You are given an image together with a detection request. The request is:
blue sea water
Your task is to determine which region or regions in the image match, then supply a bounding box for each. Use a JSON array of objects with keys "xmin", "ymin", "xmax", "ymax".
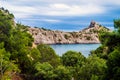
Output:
[{"xmin": 50, "ymin": 44, "xmax": 100, "ymax": 57}]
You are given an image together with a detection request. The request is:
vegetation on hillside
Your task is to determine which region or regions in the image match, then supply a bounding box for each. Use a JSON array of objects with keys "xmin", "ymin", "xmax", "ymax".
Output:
[
  {"xmin": 91, "ymin": 19, "xmax": 120, "ymax": 79},
  {"xmin": 0, "ymin": 8, "xmax": 120, "ymax": 80}
]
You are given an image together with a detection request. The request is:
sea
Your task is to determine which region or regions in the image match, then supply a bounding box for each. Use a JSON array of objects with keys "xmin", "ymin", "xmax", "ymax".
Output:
[{"xmin": 50, "ymin": 44, "xmax": 100, "ymax": 57}]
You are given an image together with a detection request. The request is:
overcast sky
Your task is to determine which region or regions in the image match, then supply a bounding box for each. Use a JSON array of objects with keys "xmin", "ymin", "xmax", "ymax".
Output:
[{"xmin": 0, "ymin": 0, "xmax": 120, "ymax": 31}]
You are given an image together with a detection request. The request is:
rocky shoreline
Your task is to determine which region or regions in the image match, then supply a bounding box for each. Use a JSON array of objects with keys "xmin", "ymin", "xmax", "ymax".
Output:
[{"xmin": 28, "ymin": 21, "xmax": 110, "ymax": 44}]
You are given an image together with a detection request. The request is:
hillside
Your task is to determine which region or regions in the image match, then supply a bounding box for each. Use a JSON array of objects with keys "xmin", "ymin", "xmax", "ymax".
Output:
[{"xmin": 28, "ymin": 21, "xmax": 110, "ymax": 44}]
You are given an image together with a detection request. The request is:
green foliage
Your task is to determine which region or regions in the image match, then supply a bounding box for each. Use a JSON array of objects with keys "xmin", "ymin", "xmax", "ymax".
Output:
[
  {"xmin": 99, "ymin": 32, "xmax": 120, "ymax": 50},
  {"xmin": 0, "ymin": 42, "xmax": 20, "ymax": 80},
  {"xmin": 91, "ymin": 45, "xmax": 109, "ymax": 59},
  {"xmin": 62, "ymin": 51, "xmax": 85, "ymax": 67},
  {"xmin": 3, "ymin": 29, "xmax": 34, "ymax": 74},
  {"xmin": 0, "ymin": 9, "xmax": 14, "ymax": 49},
  {"xmin": 30, "ymin": 48, "xmax": 41, "ymax": 62},
  {"xmin": 0, "ymin": 8, "xmax": 35, "ymax": 75},
  {"xmin": 37, "ymin": 44, "xmax": 61, "ymax": 67},
  {"xmin": 34, "ymin": 62, "xmax": 72, "ymax": 80},
  {"xmin": 64, "ymin": 34, "xmax": 69, "ymax": 39},
  {"xmin": 16, "ymin": 23, "xmax": 30, "ymax": 31},
  {"xmin": 106, "ymin": 49, "xmax": 120, "ymax": 80},
  {"xmin": 54, "ymin": 65, "xmax": 72, "ymax": 80},
  {"xmin": 92, "ymin": 19, "xmax": 120, "ymax": 79},
  {"xmin": 61, "ymin": 51, "xmax": 85, "ymax": 80},
  {"xmin": 70, "ymin": 32, "xmax": 78, "ymax": 38},
  {"xmin": 103, "ymin": 19, "xmax": 120, "ymax": 80},
  {"xmin": 90, "ymin": 75, "xmax": 99, "ymax": 80},
  {"xmin": 0, "ymin": 9, "xmax": 14, "ymax": 36},
  {"xmin": 78, "ymin": 55, "xmax": 106, "ymax": 80},
  {"xmin": 114, "ymin": 19, "xmax": 120, "ymax": 30},
  {"xmin": 34, "ymin": 62, "xmax": 56, "ymax": 80},
  {"xmin": 92, "ymin": 20, "xmax": 120, "ymax": 59},
  {"xmin": 9, "ymin": 29, "xmax": 33, "ymax": 51},
  {"xmin": 86, "ymin": 36, "xmax": 91, "ymax": 40}
]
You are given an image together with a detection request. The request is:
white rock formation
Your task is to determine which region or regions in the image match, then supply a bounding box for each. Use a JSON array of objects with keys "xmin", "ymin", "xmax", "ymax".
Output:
[{"xmin": 28, "ymin": 21, "xmax": 110, "ymax": 44}]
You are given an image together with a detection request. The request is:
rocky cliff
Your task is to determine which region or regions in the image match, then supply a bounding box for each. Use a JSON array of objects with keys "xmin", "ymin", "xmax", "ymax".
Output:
[{"xmin": 28, "ymin": 21, "xmax": 110, "ymax": 44}]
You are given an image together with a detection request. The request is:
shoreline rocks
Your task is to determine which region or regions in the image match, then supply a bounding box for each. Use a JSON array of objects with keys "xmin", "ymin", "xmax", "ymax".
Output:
[{"xmin": 28, "ymin": 21, "xmax": 110, "ymax": 44}]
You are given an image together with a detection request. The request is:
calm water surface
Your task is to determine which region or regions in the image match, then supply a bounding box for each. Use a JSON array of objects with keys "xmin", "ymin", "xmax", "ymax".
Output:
[{"xmin": 50, "ymin": 44, "xmax": 100, "ymax": 57}]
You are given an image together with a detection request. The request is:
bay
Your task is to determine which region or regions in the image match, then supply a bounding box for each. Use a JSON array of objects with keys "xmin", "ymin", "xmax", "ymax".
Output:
[{"xmin": 50, "ymin": 44, "xmax": 100, "ymax": 57}]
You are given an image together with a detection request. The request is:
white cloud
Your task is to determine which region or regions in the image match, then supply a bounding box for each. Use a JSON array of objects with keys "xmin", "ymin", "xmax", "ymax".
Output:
[
  {"xmin": 41, "ymin": 3, "xmax": 105, "ymax": 16},
  {"xmin": 0, "ymin": 0, "xmax": 106, "ymax": 18},
  {"xmin": 21, "ymin": 18, "xmax": 61, "ymax": 23},
  {"xmin": 0, "ymin": 0, "xmax": 119, "ymax": 19},
  {"xmin": 50, "ymin": 3, "xmax": 70, "ymax": 9},
  {"xmin": 1, "ymin": 2, "xmax": 37, "ymax": 18},
  {"xmin": 42, "ymin": 19, "xmax": 61, "ymax": 23}
]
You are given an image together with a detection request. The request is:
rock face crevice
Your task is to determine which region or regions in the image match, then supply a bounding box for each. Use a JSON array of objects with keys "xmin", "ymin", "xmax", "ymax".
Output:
[{"xmin": 28, "ymin": 21, "xmax": 110, "ymax": 44}]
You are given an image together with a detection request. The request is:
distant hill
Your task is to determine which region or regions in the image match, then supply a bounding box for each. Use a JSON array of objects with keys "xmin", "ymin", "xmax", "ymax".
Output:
[{"xmin": 28, "ymin": 21, "xmax": 110, "ymax": 44}]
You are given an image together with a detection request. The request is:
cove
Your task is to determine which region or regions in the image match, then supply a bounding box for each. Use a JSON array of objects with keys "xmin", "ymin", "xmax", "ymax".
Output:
[{"xmin": 50, "ymin": 44, "xmax": 100, "ymax": 57}]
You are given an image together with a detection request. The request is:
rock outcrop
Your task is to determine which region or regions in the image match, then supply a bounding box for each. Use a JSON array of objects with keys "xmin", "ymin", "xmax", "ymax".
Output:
[{"xmin": 28, "ymin": 21, "xmax": 110, "ymax": 44}]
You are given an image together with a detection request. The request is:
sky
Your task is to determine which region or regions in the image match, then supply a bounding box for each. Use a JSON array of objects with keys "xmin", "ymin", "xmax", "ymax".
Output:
[{"xmin": 0, "ymin": 0, "xmax": 120, "ymax": 31}]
